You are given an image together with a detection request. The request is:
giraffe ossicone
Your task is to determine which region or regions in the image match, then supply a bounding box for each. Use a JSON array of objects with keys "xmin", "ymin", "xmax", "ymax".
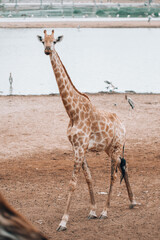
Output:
[{"xmin": 38, "ymin": 29, "xmax": 137, "ymax": 231}]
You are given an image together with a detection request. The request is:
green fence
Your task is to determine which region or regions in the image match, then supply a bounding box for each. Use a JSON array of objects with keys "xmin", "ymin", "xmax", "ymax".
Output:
[{"xmin": 0, "ymin": 1, "xmax": 160, "ymax": 18}]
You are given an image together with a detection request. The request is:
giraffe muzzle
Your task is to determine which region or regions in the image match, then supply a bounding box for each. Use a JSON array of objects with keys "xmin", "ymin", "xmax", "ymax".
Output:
[{"xmin": 45, "ymin": 47, "xmax": 51, "ymax": 55}]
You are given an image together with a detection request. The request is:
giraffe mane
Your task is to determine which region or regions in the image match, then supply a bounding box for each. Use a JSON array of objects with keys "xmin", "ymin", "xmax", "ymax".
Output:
[{"xmin": 56, "ymin": 52, "xmax": 90, "ymax": 102}]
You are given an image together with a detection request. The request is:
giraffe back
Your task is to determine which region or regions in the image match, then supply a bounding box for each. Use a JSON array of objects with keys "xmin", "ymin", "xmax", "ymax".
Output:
[{"xmin": 88, "ymin": 109, "xmax": 126, "ymax": 154}]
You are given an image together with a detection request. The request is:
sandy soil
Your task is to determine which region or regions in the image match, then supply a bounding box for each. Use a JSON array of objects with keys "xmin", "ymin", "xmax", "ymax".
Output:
[
  {"xmin": 0, "ymin": 20, "xmax": 160, "ymax": 28},
  {"xmin": 0, "ymin": 93, "xmax": 160, "ymax": 239}
]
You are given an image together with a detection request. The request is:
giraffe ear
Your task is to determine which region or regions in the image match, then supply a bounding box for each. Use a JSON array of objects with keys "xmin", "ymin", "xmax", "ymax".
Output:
[
  {"xmin": 37, "ymin": 35, "xmax": 44, "ymax": 44},
  {"xmin": 53, "ymin": 35, "xmax": 63, "ymax": 44}
]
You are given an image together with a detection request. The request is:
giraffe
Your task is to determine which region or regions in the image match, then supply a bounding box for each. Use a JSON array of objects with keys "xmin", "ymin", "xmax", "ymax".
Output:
[
  {"xmin": 37, "ymin": 30, "xmax": 137, "ymax": 231},
  {"xmin": 0, "ymin": 192, "xmax": 47, "ymax": 240}
]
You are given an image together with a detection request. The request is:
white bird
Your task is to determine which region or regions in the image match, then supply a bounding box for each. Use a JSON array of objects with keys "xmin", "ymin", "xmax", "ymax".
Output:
[
  {"xmin": 9, "ymin": 72, "xmax": 13, "ymax": 86},
  {"xmin": 104, "ymin": 80, "xmax": 118, "ymax": 92},
  {"xmin": 8, "ymin": 12, "xmax": 12, "ymax": 18},
  {"xmin": 105, "ymin": 80, "xmax": 111, "ymax": 85},
  {"xmin": 125, "ymin": 95, "xmax": 135, "ymax": 109},
  {"xmin": 148, "ymin": 15, "xmax": 152, "ymax": 22}
]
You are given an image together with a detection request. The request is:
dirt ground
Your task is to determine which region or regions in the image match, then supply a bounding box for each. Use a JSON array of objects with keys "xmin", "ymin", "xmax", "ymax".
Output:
[{"xmin": 0, "ymin": 93, "xmax": 160, "ymax": 239}]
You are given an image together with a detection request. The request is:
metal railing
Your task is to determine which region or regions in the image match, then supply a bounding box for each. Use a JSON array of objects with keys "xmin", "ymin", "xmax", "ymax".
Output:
[{"xmin": 1, "ymin": 1, "xmax": 160, "ymax": 4}]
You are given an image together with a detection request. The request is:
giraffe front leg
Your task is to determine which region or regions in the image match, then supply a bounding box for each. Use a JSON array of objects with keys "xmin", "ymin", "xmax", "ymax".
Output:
[
  {"xmin": 82, "ymin": 158, "xmax": 97, "ymax": 219},
  {"xmin": 57, "ymin": 176, "xmax": 76, "ymax": 231},
  {"xmin": 57, "ymin": 147, "xmax": 84, "ymax": 232}
]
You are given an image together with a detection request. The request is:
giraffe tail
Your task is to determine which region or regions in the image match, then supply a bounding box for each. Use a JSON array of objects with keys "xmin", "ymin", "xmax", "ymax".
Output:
[{"xmin": 120, "ymin": 145, "xmax": 126, "ymax": 184}]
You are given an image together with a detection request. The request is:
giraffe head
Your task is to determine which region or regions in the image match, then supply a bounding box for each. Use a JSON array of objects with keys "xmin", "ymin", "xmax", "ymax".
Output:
[{"xmin": 37, "ymin": 29, "xmax": 63, "ymax": 55}]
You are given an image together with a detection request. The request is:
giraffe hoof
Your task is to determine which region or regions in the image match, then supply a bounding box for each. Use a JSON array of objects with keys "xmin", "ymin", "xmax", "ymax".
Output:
[
  {"xmin": 129, "ymin": 200, "xmax": 137, "ymax": 209},
  {"xmin": 88, "ymin": 210, "xmax": 97, "ymax": 220},
  {"xmin": 129, "ymin": 201, "xmax": 141, "ymax": 209},
  {"xmin": 88, "ymin": 214, "xmax": 97, "ymax": 220},
  {"xmin": 99, "ymin": 210, "xmax": 108, "ymax": 219},
  {"xmin": 99, "ymin": 214, "xmax": 108, "ymax": 219},
  {"xmin": 56, "ymin": 225, "xmax": 67, "ymax": 232}
]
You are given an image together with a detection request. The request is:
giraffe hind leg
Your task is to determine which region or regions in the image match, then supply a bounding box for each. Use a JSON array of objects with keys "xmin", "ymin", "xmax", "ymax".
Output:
[
  {"xmin": 118, "ymin": 159, "xmax": 137, "ymax": 209},
  {"xmin": 100, "ymin": 154, "xmax": 137, "ymax": 220}
]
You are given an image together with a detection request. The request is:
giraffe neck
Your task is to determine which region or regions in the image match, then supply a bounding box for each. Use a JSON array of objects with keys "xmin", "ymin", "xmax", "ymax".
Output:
[{"xmin": 50, "ymin": 49, "xmax": 90, "ymax": 119}]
